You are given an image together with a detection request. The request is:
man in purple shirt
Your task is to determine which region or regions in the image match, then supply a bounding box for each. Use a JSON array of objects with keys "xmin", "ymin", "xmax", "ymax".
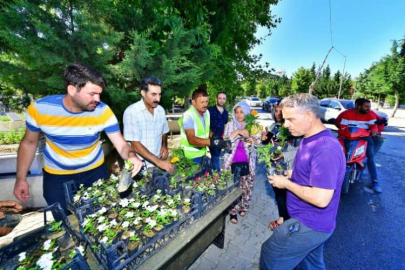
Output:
[{"xmin": 260, "ymin": 94, "xmax": 345, "ymax": 270}]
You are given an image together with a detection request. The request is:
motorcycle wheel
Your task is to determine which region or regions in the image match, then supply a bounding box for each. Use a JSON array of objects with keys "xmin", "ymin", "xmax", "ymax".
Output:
[{"xmin": 341, "ymin": 172, "xmax": 350, "ymax": 195}]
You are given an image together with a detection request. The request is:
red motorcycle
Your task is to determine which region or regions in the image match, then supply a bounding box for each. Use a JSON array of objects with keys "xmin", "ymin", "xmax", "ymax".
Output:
[{"xmin": 337, "ymin": 126, "xmax": 369, "ymax": 195}]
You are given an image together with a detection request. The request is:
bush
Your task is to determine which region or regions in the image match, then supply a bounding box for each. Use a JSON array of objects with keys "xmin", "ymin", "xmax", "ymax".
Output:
[
  {"xmin": 0, "ymin": 128, "xmax": 25, "ymax": 144},
  {"xmin": 0, "ymin": 115, "xmax": 11, "ymax": 122}
]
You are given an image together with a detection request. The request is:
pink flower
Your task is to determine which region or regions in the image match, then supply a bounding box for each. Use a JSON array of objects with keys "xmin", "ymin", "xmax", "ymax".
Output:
[
  {"xmin": 204, "ymin": 172, "xmax": 209, "ymax": 177},
  {"xmin": 195, "ymin": 177, "xmax": 200, "ymax": 182}
]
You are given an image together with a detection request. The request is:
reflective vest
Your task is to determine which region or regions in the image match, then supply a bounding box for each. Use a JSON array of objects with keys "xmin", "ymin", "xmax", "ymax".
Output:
[{"xmin": 178, "ymin": 106, "xmax": 210, "ymax": 159}]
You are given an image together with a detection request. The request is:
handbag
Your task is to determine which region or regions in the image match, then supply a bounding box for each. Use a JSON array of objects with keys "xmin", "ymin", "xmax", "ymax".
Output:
[{"xmin": 231, "ymin": 162, "xmax": 250, "ymax": 176}]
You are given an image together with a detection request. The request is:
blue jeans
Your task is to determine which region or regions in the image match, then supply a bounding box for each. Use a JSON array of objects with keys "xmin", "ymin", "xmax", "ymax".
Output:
[
  {"xmin": 360, "ymin": 137, "xmax": 378, "ymax": 181},
  {"xmin": 260, "ymin": 218, "xmax": 333, "ymax": 270},
  {"xmin": 192, "ymin": 156, "xmax": 204, "ymax": 164},
  {"xmin": 43, "ymin": 163, "xmax": 109, "ymax": 215},
  {"xmin": 372, "ymin": 136, "xmax": 384, "ymax": 154},
  {"xmin": 209, "ymin": 147, "xmax": 221, "ymax": 172}
]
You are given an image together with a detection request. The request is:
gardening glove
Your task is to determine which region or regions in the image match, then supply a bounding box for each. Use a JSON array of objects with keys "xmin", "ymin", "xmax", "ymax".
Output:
[{"xmin": 210, "ymin": 137, "xmax": 229, "ymax": 150}]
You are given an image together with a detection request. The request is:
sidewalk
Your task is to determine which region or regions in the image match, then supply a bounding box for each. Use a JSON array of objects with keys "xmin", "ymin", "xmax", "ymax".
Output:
[{"xmin": 189, "ymin": 162, "xmax": 278, "ymax": 270}]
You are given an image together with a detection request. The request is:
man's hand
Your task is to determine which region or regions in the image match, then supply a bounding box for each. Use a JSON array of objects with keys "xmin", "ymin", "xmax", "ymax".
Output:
[
  {"xmin": 159, "ymin": 146, "xmax": 169, "ymax": 160},
  {"xmin": 14, "ymin": 180, "xmax": 30, "ymax": 202},
  {"xmin": 0, "ymin": 200, "xmax": 23, "ymax": 219},
  {"xmin": 127, "ymin": 155, "xmax": 143, "ymax": 177},
  {"xmin": 210, "ymin": 137, "xmax": 229, "ymax": 149},
  {"xmin": 157, "ymin": 159, "xmax": 174, "ymax": 173},
  {"xmin": 268, "ymin": 174, "xmax": 290, "ymax": 189}
]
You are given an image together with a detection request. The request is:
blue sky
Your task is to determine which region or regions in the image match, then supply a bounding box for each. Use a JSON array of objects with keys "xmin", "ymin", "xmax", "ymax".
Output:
[{"xmin": 251, "ymin": 0, "xmax": 405, "ymax": 79}]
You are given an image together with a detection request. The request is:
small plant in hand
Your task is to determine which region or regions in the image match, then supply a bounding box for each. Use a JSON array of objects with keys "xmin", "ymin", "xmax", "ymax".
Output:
[
  {"xmin": 124, "ymin": 160, "xmax": 134, "ymax": 172},
  {"xmin": 244, "ymin": 110, "xmax": 262, "ymax": 135}
]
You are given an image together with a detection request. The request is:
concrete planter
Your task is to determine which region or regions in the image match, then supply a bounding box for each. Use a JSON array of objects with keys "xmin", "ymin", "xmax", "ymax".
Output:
[{"xmin": 0, "ymin": 146, "xmax": 44, "ymax": 175}]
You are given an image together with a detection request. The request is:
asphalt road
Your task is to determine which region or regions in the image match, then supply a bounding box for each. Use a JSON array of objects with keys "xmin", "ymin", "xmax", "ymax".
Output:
[{"xmin": 253, "ymin": 106, "xmax": 405, "ymax": 269}]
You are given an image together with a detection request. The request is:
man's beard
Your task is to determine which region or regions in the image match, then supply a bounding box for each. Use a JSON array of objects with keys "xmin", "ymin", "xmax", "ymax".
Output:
[
  {"xmin": 73, "ymin": 96, "xmax": 97, "ymax": 111},
  {"xmin": 217, "ymin": 102, "xmax": 225, "ymax": 107}
]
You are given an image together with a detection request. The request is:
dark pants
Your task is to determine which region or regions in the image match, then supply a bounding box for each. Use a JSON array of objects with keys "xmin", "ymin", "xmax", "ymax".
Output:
[
  {"xmin": 260, "ymin": 218, "xmax": 333, "ymax": 270},
  {"xmin": 43, "ymin": 163, "xmax": 109, "ymax": 215},
  {"xmin": 273, "ymin": 187, "xmax": 290, "ymax": 221},
  {"xmin": 209, "ymin": 147, "xmax": 221, "ymax": 172}
]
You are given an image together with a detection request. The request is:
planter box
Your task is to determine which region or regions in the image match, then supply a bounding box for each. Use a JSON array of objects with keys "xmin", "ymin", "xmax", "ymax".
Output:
[{"xmin": 0, "ymin": 147, "xmax": 44, "ymax": 175}]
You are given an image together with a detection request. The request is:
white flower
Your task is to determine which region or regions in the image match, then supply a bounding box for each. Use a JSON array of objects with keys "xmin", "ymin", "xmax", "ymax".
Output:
[
  {"xmin": 158, "ymin": 209, "xmax": 168, "ymax": 216},
  {"xmin": 142, "ymin": 201, "xmax": 149, "ymax": 208},
  {"xmin": 146, "ymin": 205, "xmax": 158, "ymax": 212},
  {"xmin": 129, "ymin": 198, "xmax": 135, "ymax": 203},
  {"xmin": 77, "ymin": 245, "xmax": 85, "ymax": 256},
  {"xmin": 145, "ymin": 217, "xmax": 151, "ymax": 223},
  {"xmin": 129, "ymin": 231, "xmax": 135, "ymax": 237},
  {"xmin": 175, "ymin": 195, "xmax": 181, "ymax": 200},
  {"xmin": 36, "ymin": 253, "xmax": 54, "ymax": 270},
  {"xmin": 110, "ymin": 174, "xmax": 119, "ymax": 180},
  {"xmin": 211, "ymin": 184, "xmax": 215, "ymax": 188},
  {"xmin": 96, "ymin": 179, "xmax": 103, "ymax": 186},
  {"xmin": 133, "ymin": 219, "xmax": 139, "ymax": 225},
  {"xmin": 79, "ymin": 184, "xmax": 84, "ymax": 189},
  {"xmin": 170, "ymin": 209, "xmax": 177, "ymax": 216},
  {"xmin": 148, "ymin": 219, "xmax": 157, "ymax": 228},
  {"xmin": 100, "ymin": 236, "xmax": 108, "ymax": 243},
  {"xmin": 184, "ymin": 198, "xmax": 190, "ymax": 203},
  {"xmin": 154, "ymin": 194, "xmax": 160, "ymax": 199},
  {"xmin": 124, "ymin": 162, "xmax": 132, "ymax": 171},
  {"xmin": 125, "ymin": 212, "xmax": 134, "ymax": 218},
  {"xmin": 167, "ymin": 199, "xmax": 174, "ymax": 206},
  {"xmin": 110, "ymin": 219, "xmax": 118, "ymax": 227},
  {"xmin": 53, "ymin": 246, "xmax": 59, "ymax": 252},
  {"xmin": 73, "ymin": 194, "xmax": 81, "ymax": 203},
  {"xmin": 277, "ymin": 146, "xmax": 282, "ymax": 150},
  {"xmin": 97, "ymin": 216, "xmax": 105, "ymax": 223},
  {"xmin": 97, "ymin": 223, "xmax": 109, "ymax": 232},
  {"xmin": 18, "ymin": 252, "xmax": 26, "ymax": 262},
  {"xmin": 122, "ymin": 221, "xmax": 130, "ymax": 228},
  {"xmin": 133, "ymin": 181, "xmax": 138, "ymax": 188},
  {"xmin": 119, "ymin": 198, "xmax": 129, "ymax": 208},
  {"xmin": 132, "ymin": 202, "xmax": 140, "ymax": 208},
  {"xmin": 89, "ymin": 213, "xmax": 97, "ymax": 218},
  {"xmin": 43, "ymin": 239, "xmax": 52, "ymax": 251},
  {"xmin": 97, "ymin": 207, "xmax": 107, "ymax": 215},
  {"xmin": 111, "ymin": 202, "xmax": 116, "ymax": 207},
  {"xmin": 83, "ymin": 192, "xmax": 89, "ymax": 200},
  {"xmin": 82, "ymin": 219, "xmax": 91, "ymax": 227}
]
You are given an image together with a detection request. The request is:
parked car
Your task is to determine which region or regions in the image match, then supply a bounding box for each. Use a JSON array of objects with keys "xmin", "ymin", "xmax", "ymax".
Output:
[
  {"xmin": 246, "ymin": 97, "xmax": 262, "ymax": 107},
  {"xmin": 262, "ymin": 97, "xmax": 281, "ymax": 112},
  {"xmin": 319, "ymin": 98, "xmax": 388, "ymax": 125}
]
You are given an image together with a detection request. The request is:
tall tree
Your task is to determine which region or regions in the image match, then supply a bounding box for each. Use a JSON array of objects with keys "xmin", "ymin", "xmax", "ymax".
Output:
[{"xmin": 292, "ymin": 67, "xmax": 313, "ymax": 94}]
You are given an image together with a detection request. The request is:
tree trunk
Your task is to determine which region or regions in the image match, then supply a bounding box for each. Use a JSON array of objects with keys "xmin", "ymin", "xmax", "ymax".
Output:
[
  {"xmin": 184, "ymin": 95, "xmax": 191, "ymax": 110},
  {"xmin": 377, "ymin": 93, "xmax": 381, "ymax": 108},
  {"xmin": 391, "ymin": 90, "xmax": 399, "ymax": 118}
]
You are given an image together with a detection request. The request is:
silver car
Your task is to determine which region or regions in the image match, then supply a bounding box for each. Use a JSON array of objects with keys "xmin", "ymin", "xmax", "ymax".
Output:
[{"xmin": 319, "ymin": 98, "xmax": 388, "ymax": 125}]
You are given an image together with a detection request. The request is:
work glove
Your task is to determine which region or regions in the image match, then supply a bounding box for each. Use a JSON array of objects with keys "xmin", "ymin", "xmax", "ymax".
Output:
[{"xmin": 210, "ymin": 137, "xmax": 229, "ymax": 150}]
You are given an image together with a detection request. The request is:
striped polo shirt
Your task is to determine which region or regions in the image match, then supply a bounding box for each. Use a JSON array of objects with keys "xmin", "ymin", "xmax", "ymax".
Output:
[{"xmin": 26, "ymin": 95, "xmax": 120, "ymax": 175}]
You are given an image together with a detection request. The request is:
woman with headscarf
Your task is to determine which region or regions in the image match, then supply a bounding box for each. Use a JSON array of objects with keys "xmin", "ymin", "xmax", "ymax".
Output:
[{"xmin": 223, "ymin": 101, "xmax": 260, "ymax": 224}]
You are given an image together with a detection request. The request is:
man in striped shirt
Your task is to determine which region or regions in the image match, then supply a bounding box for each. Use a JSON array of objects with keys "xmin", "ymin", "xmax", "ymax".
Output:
[
  {"xmin": 335, "ymin": 98, "xmax": 382, "ymax": 193},
  {"xmin": 13, "ymin": 63, "xmax": 143, "ymax": 213}
]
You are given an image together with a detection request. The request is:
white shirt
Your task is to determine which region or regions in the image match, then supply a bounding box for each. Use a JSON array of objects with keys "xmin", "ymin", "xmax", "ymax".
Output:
[{"xmin": 123, "ymin": 99, "xmax": 169, "ymax": 167}]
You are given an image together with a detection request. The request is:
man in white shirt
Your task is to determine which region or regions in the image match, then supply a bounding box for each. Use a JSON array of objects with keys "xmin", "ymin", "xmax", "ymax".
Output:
[{"xmin": 123, "ymin": 77, "xmax": 173, "ymax": 172}]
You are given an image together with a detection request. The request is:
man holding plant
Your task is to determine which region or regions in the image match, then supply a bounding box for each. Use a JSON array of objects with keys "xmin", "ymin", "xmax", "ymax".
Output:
[
  {"xmin": 123, "ymin": 77, "xmax": 173, "ymax": 173},
  {"xmin": 260, "ymin": 94, "xmax": 345, "ymax": 270},
  {"xmin": 14, "ymin": 63, "xmax": 142, "ymax": 214}
]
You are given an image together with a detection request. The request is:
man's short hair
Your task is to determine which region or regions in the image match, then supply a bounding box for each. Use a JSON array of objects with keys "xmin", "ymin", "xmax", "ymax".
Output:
[
  {"xmin": 64, "ymin": 62, "xmax": 107, "ymax": 91},
  {"xmin": 140, "ymin": 77, "xmax": 162, "ymax": 92},
  {"xmin": 280, "ymin": 93, "xmax": 321, "ymax": 119},
  {"xmin": 355, "ymin": 98, "xmax": 370, "ymax": 107},
  {"xmin": 192, "ymin": 84, "xmax": 208, "ymax": 100},
  {"xmin": 216, "ymin": 92, "xmax": 227, "ymax": 98}
]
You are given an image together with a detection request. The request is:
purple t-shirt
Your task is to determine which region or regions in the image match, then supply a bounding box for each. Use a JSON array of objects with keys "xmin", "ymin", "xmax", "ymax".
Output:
[{"xmin": 287, "ymin": 129, "xmax": 345, "ymax": 233}]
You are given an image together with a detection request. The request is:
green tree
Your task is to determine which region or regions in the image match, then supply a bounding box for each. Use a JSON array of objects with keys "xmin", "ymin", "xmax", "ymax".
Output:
[{"xmin": 292, "ymin": 67, "xmax": 313, "ymax": 94}]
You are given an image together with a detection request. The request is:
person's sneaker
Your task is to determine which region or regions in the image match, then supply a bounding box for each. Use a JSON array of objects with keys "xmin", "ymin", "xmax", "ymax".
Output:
[{"xmin": 371, "ymin": 182, "xmax": 382, "ymax": 193}]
